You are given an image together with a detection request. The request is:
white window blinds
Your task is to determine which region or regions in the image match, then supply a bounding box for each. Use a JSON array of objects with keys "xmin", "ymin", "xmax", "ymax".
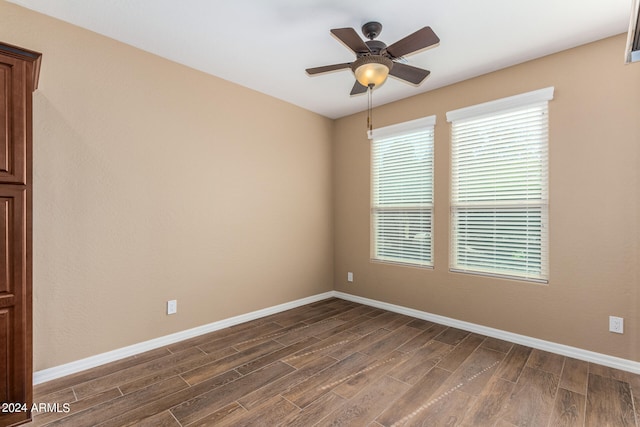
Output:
[
  {"xmin": 371, "ymin": 116, "xmax": 435, "ymax": 267},
  {"xmin": 447, "ymin": 88, "xmax": 553, "ymax": 282}
]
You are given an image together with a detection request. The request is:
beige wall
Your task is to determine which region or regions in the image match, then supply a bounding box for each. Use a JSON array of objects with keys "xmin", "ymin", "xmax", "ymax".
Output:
[
  {"xmin": 334, "ymin": 34, "xmax": 640, "ymax": 361},
  {"xmin": 1, "ymin": 1, "xmax": 334, "ymax": 370}
]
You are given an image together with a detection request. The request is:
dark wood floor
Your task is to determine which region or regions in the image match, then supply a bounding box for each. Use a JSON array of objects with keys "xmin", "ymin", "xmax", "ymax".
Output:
[{"xmin": 28, "ymin": 298, "xmax": 640, "ymax": 426}]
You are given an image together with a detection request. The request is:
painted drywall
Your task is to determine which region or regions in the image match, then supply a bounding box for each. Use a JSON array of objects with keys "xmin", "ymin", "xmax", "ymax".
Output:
[
  {"xmin": 334, "ymin": 34, "xmax": 640, "ymax": 361},
  {"xmin": 0, "ymin": 1, "xmax": 334, "ymax": 370}
]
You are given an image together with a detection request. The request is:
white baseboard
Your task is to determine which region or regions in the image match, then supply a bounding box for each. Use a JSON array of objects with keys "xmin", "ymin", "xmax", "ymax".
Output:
[
  {"xmin": 333, "ymin": 291, "xmax": 640, "ymax": 375},
  {"xmin": 35, "ymin": 289, "xmax": 640, "ymax": 385},
  {"xmin": 33, "ymin": 291, "xmax": 334, "ymax": 385}
]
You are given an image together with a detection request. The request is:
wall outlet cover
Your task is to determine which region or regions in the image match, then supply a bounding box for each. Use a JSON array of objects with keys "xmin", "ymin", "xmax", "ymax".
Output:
[
  {"xmin": 609, "ymin": 316, "xmax": 623, "ymax": 334},
  {"xmin": 167, "ymin": 300, "xmax": 177, "ymax": 315}
]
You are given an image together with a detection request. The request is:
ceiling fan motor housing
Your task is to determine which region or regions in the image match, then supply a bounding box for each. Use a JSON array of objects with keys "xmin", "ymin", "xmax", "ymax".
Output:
[{"xmin": 365, "ymin": 40, "xmax": 387, "ymax": 55}]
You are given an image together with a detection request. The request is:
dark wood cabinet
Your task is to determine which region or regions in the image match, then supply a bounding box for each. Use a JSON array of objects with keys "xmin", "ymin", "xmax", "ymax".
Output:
[
  {"xmin": 0, "ymin": 54, "xmax": 27, "ymax": 185},
  {"xmin": 0, "ymin": 42, "xmax": 41, "ymax": 427}
]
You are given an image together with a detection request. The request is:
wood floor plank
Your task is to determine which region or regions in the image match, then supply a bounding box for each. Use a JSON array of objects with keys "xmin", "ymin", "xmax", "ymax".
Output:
[
  {"xmin": 223, "ymin": 321, "xmax": 317, "ymax": 353},
  {"xmin": 32, "ymin": 347, "xmax": 171, "ymax": 397},
  {"xmin": 195, "ymin": 322, "xmax": 290, "ymax": 354},
  {"xmin": 32, "ymin": 387, "xmax": 76, "ymax": 411},
  {"xmin": 181, "ymin": 402, "xmax": 246, "ymax": 427},
  {"xmin": 306, "ymin": 299, "xmax": 342, "ymax": 311},
  {"xmin": 95, "ymin": 370, "xmax": 242, "ymax": 427},
  {"xmin": 499, "ymin": 366, "xmax": 560, "ymax": 427},
  {"xmin": 459, "ymin": 375, "xmax": 515, "ymax": 427},
  {"xmin": 285, "ymin": 392, "xmax": 346, "ymax": 427},
  {"xmin": 436, "ymin": 346, "xmax": 505, "ymax": 397},
  {"xmin": 238, "ymin": 355, "xmax": 337, "ymax": 410},
  {"xmin": 347, "ymin": 311, "xmax": 411, "ymax": 336},
  {"xmin": 585, "ymin": 373, "xmax": 636, "ymax": 427},
  {"xmin": 165, "ymin": 320, "xmax": 275, "ymax": 354},
  {"xmin": 118, "ymin": 346, "xmax": 238, "ymax": 394},
  {"xmin": 396, "ymin": 323, "xmax": 448, "ymax": 353},
  {"xmin": 313, "ymin": 314, "xmax": 377, "ymax": 341},
  {"xmin": 365, "ymin": 308, "xmax": 386, "ymax": 318},
  {"xmin": 46, "ymin": 376, "xmax": 189, "ymax": 427},
  {"xmin": 589, "ymin": 358, "xmax": 640, "ymax": 426},
  {"xmin": 551, "ymin": 388, "xmax": 586, "ymax": 427},
  {"xmin": 433, "ymin": 327, "xmax": 471, "ymax": 346},
  {"xmin": 235, "ymin": 336, "xmax": 318, "ymax": 375},
  {"xmin": 282, "ymin": 351, "xmax": 375, "ymax": 408},
  {"xmin": 31, "ymin": 388, "xmax": 77, "ymax": 424},
  {"xmin": 170, "ymin": 361, "xmax": 294, "ymax": 425},
  {"xmin": 494, "ymin": 420, "xmax": 519, "ymax": 427},
  {"xmin": 274, "ymin": 318, "xmax": 345, "ymax": 346},
  {"xmin": 264, "ymin": 305, "xmax": 340, "ymax": 328},
  {"xmin": 589, "ymin": 362, "xmax": 637, "ymax": 384},
  {"xmin": 628, "ymin": 372, "xmax": 640, "ymax": 427},
  {"xmin": 303, "ymin": 308, "xmax": 349, "ymax": 326},
  {"xmin": 405, "ymin": 318, "xmax": 434, "ymax": 330},
  {"xmin": 332, "ymin": 350, "xmax": 406, "ymax": 400},
  {"xmin": 560, "ymin": 357, "xmax": 589, "ymax": 395},
  {"xmin": 495, "ymin": 343, "xmax": 532, "ymax": 383},
  {"xmin": 527, "ymin": 348, "xmax": 565, "ymax": 375},
  {"xmin": 327, "ymin": 328, "xmax": 392, "ymax": 360},
  {"xmin": 73, "ymin": 347, "xmax": 204, "ymax": 399},
  {"xmin": 409, "ymin": 389, "xmax": 476, "ymax": 426},
  {"xmin": 215, "ymin": 396, "xmax": 299, "ymax": 427},
  {"xmin": 180, "ymin": 339, "xmax": 283, "ymax": 385},
  {"xmin": 32, "ymin": 388, "xmax": 122, "ymax": 427},
  {"xmin": 380, "ymin": 313, "xmax": 418, "ymax": 330},
  {"xmin": 130, "ymin": 410, "xmax": 181, "ymax": 427},
  {"xmin": 386, "ymin": 340, "xmax": 452, "ymax": 385},
  {"xmin": 376, "ymin": 367, "xmax": 452, "ymax": 426},
  {"xmin": 332, "ymin": 304, "xmax": 379, "ymax": 320},
  {"xmin": 282, "ymin": 330, "xmax": 356, "ymax": 368},
  {"xmin": 317, "ymin": 375, "xmax": 408, "ymax": 426},
  {"xmin": 361, "ymin": 325, "xmax": 422, "ymax": 359},
  {"xmin": 482, "ymin": 337, "xmax": 514, "ymax": 354},
  {"xmin": 436, "ymin": 333, "xmax": 485, "ymax": 372}
]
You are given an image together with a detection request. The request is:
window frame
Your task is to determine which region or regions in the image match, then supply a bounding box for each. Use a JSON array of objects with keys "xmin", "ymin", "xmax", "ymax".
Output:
[
  {"xmin": 446, "ymin": 87, "xmax": 554, "ymax": 283},
  {"xmin": 370, "ymin": 115, "xmax": 436, "ymax": 268}
]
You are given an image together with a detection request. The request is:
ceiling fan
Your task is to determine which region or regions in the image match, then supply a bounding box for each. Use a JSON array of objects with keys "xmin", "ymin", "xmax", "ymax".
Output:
[{"xmin": 306, "ymin": 21, "xmax": 440, "ymax": 95}]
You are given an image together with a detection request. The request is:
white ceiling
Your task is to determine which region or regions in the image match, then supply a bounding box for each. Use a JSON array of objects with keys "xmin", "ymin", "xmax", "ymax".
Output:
[{"xmin": 8, "ymin": 0, "xmax": 632, "ymax": 119}]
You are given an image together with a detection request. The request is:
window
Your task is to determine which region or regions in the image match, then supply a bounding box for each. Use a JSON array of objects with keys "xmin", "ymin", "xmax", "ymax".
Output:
[
  {"xmin": 447, "ymin": 88, "xmax": 553, "ymax": 282},
  {"xmin": 371, "ymin": 116, "xmax": 435, "ymax": 267},
  {"xmin": 625, "ymin": 0, "xmax": 640, "ymax": 63}
]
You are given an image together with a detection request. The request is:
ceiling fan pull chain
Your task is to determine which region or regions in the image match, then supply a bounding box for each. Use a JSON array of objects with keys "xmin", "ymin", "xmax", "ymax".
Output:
[{"xmin": 367, "ymin": 84, "xmax": 374, "ymax": 133}]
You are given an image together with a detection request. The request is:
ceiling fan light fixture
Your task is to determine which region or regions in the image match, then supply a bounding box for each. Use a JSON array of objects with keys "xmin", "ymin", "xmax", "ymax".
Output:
[{"xmin": 352, "ymin": 55, "xmax": 393, "ymax": 88}]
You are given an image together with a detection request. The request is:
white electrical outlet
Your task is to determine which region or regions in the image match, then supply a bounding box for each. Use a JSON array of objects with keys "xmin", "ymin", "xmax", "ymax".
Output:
[
  {"xmin": 609, "ymin": 316, "xmax": 623, "ymax": 334},
  {"xmin": 167, "ymin": 300, "xmax": 177, "ymax": 315},
  {"xmin": 347, "ymin": 272, "xmax": 353, "ymax": 282}
]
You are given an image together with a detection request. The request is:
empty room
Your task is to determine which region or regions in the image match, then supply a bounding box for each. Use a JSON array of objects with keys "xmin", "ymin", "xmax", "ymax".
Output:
[{"xmin": 1, "ymin": 0, "xmax": 639, "ymax": 426}]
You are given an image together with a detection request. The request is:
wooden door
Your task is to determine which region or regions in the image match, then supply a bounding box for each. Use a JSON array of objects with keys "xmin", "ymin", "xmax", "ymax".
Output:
[
  {"xmin": 0, "ymin": 43, "xmax": 40, "ymax": 427},
  {"xmin": 0, "ymin": 187, "xmax": 28, "ymax": 427}
]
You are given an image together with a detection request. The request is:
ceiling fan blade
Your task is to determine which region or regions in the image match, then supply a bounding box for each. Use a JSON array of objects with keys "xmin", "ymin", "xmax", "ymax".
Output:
[
  {"xmin": 389, "ymin": 62, "xmax": 431, "ymax": 85},
  {"xmin": 330, "ymin": 28, "xmax": 371, "ymax": 54},
  {"xmin": 306, "ymin": 62, "xmax": 352, "ymax": 75},
  {"xmin": 350, "ymin": 80, "xmax": 368, "ymax": 95},
  {"xmin": 386, "ymin": 26, "xmax": 440, "ymax": 58}
]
